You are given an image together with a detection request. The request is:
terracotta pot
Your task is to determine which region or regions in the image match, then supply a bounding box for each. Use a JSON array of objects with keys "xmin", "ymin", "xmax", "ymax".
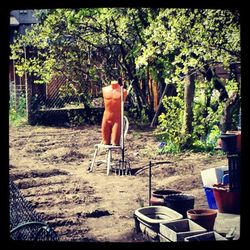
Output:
[
  {"xmin": 213, "ymin": 184, "xmax": 240, "ymax": 214},
  {"xmin": 187, "ymin": 209, "xmax": 217, "ymax": 231},
  {"xmin": 150, "ymin": 196, "xmax": 165, "ymax": 206},
  {"xmin": 217, "ymin": 138, "xmax": 222, "ymax": 148},
  {"xmin": 150, "ymin": 189, "xmax": 182, "ymax": 206}
]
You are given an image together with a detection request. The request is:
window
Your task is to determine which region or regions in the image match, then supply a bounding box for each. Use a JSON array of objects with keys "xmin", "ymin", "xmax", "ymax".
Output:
[{"xmin": 19, "ymin": 10, "xmax": 28, "ymax": 14}]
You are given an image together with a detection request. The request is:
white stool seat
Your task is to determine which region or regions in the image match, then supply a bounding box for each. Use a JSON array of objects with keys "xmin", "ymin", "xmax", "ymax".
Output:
[{"xmin": 88, "ymin": 116, "xmax": 129, "ymax": 175}]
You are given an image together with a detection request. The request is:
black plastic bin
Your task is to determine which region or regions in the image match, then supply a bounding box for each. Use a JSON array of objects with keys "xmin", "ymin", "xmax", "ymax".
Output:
[
  {"xmin": 220, "ymin": 133, "xmax": 237, "ymax": 153},
  {"xmin": 164, "ymin": 194, "xmax": 195, "ymax": 218}
]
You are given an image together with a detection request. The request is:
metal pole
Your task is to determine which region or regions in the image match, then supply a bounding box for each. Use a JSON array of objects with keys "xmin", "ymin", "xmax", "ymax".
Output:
[
  {"xmin": 119, "ymin": 77, "xmax": 124, "ymax": 172},
  {"xmin": 24, "ymin": 45, "xmax": 29, "ymax": 120},
  {"xmin": 13, "ymin": 59, "xmax": 17, "ymax": 109},
  {"xmin": 149, "ymin": 161, "xmax": 152, "ymax": 206}
]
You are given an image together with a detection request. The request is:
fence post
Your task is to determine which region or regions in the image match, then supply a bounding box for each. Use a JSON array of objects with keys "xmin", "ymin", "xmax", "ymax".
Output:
[
  {"xmin": 12, "ymin": 59, "xmax": 17, "ymax": 109},
  {"xmin": 24, "ymin": 45, "xmax": 33, "ymax": 125}
]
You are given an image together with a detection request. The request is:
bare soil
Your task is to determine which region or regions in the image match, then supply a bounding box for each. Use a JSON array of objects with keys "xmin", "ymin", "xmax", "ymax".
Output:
[{"xmin": 9, "ymin": 123, "xmax": 227, "ymax": 242}]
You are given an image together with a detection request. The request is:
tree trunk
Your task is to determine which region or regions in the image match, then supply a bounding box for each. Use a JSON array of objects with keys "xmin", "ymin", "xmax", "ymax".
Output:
[
  {"xmin": 150, "ymin": 83, "xmax": 177, "ymax": 127},
  {"xmin": 181, "ymin": 69, "xmax": 195, "ymax": 147},
  {"xmin": 220, "ymin": 92, "xmax": 240, "ymax": 132}
]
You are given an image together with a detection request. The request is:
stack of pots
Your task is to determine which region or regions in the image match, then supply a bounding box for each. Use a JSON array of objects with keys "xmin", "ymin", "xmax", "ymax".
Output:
[
  {"xmin": 216, "ymin": 130, "xmax": 241, "ymax": 214},
  {"xmin": 150, "ymin": 189, "xmax": 182, "ymax": 206},
  {"xmin": 219, "ymin": 131, "xmax": 241, "ymax": 153}
]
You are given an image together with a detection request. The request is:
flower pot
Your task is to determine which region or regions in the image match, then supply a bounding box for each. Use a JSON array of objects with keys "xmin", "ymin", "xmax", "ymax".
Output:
[
  {"xmin": 213, "ymin": 184, "xmax": 240, "ymax": 214},
  {"xmin": 226, "ymin": 131, "xmax": 241, "ymax": 152},
  {"xmin": 187, "ymin": 209, "xmax": 217, "ymax": 231},
  {"xmin": 217, "ymin": 138, "xmax": 222, "ymax": 149},
  {"xmin": 164, "ymin": 194, "xmax": 195, "ymax": 218},
  {"xmin": 150, "ymin": 189, "xmax": 182, "ymax": 206},
  {"xmin": 220, "ymin": 133, "xmax": 237, "ymax": 153}
]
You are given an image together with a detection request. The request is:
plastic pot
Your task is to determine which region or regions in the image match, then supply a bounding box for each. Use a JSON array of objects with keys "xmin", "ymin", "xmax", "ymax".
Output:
[
  {"xmin": 220, "ymin": 133, "xmax": 237, "ymax": 153},
  {"xmin": 164, "ymin": 194, "xmax": 195, "ymax": 218},
  {"xmin": 187, "ymin": 209, "xmax": 217, "ymax": 231},
  {"xmin": 226, "ymin": 131, "xmax": 241, "ymax": 152}
]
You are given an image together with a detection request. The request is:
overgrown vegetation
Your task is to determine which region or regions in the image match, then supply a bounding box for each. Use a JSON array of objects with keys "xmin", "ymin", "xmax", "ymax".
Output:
[{"xmin": 9, "ymin": 92, "xmax": 27, "ymax": 126}]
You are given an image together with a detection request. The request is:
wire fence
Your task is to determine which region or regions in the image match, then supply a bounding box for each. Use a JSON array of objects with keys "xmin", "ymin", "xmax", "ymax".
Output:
[
  {"xmin": 9, "ymin": 61, "xmax": 104, "ymax": 126},
  {"xmin": 9, "ymin": 179, "xmax": 59, "ymax": 241}
]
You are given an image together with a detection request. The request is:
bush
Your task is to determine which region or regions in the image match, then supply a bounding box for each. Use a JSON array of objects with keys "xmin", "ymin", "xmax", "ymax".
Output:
[
  {"xmin": 155, "ymin": 96, "xmax": 185, "ymax": 153},
  {"xmin": 9, "ymin": 92, "xmax": 27, "ymax": 126},
  {"xmin": 155, "ymin": 93, "xmax": 222, "ymax": 154}
]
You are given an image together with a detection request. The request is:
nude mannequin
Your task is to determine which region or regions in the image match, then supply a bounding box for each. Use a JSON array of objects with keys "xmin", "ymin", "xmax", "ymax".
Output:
[{"xmin": 101, "ymin": 80, "xmax": 127, "ymax": 145}]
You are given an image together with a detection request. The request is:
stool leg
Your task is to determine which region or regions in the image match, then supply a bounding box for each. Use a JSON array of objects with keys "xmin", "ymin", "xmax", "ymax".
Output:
[
  {"xmin": 89, "ymin": 147, "xmax": 99, "ymax": 172},
  {"xmin": 107, "ymin": 149, "xmax": 111, "ymax": 175}
]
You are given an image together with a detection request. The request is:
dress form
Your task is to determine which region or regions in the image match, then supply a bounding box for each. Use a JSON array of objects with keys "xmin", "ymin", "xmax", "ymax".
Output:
[{"xmin": 101, "ymin": 81, "xmax": 127, "ymax": 145}]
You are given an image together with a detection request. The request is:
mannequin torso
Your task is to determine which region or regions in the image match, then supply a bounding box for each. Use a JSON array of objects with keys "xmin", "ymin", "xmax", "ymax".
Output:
[{"xmin": 101, "ymin": 81, "xmax": 127, "ymax": 145}]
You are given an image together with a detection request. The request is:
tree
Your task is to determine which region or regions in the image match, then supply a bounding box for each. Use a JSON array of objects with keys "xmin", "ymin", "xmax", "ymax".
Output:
[
  {"xmin": 11, "ymin": 8, "xmax": 159, "ymax": 119},
  {"xmin": 136, "ymin": 8, "xmax": 240, "ymax": 149},
  {"xmin": 181, "ymin": 68, "xmax": 195, "ymax": 148}
]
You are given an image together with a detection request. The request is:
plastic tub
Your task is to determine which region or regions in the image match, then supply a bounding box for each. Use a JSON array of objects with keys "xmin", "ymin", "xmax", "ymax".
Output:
[{"xmin": 134, "ymin": 205, "xmax": 183, "ymax": 232}]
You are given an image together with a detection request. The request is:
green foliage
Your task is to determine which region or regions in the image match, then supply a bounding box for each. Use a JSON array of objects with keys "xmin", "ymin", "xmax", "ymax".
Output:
[
  {"xmin": 192, "ymin": 79, "xmax": 223, "ymax": 139},
  {"xmin": 59, "ymin": 82, "xmax": 84, "ymax": 106},
  {"xmin": 136, "ymin": 9, "xmax": 240, "ymax": 84},
  {"xmin": 127, "ymin": 106, "xmax": 149, "ymax": 126},
  {"xmin": 157, "ymin": 141, "xmax": 181, "ymax": 154},
  {"xmin": 156, "ymin": 78, "xmax": 226, "ymax": 153},
  {"xmin": 191, "ymin": 125, "xmax": 221, "ymax": 152},
  {"xmin": 11, "ymin": 8, "xmax": 157, "ymax": 113},
  {"xmin": 9, "ymin": 92, "xmax": 27, "ymax": 126},
  {"xmin": 155, "ymin": 96, "xmax": 186, "ymax": 153},
  {"xmin": 67, "ymin": 110, "xmax": 84, "ymax": 127},
  {"xmin": 225, "ymin": 79, "xmax": 240, "ymax": 96}
]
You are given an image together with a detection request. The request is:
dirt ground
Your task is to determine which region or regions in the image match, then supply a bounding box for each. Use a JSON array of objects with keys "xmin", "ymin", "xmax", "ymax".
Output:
[{"xmin": 9, "ymin": 123, "xmax": 227, "ymax": 242}]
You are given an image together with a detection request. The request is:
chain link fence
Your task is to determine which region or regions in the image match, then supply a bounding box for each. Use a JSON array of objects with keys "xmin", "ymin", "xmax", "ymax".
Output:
[{"xmin": 9, "ymin": 60, "xmax": 104, "ymax": 126}]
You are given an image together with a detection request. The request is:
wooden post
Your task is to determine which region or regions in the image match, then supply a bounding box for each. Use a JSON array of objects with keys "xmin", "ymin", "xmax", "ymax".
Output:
[{"xmin": 150, "ymin": 83, "xmax": 168, "ymax": 127}]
